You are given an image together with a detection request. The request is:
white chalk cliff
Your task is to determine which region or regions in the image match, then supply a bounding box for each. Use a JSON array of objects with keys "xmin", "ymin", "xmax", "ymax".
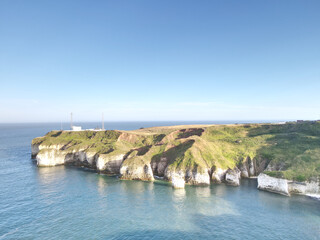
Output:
[
  {"xmin": 258, "ymin": 173, "xmax": 320, "ymax": 198},
  {"xmin": 31, "ymin": 142, "xmax": 320, "ymax": 199}
]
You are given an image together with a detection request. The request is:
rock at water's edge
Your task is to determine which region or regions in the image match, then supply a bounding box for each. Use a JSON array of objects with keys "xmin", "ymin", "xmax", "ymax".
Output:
[
  {"xmin": 96, "ymin": 154, "xmax": 125, "ymax": 174},
  {"xmin": 120, "ymin": 163, "xmax": 154, "ymax": 181},
  {"xmin": 36, "ymin": 149, "xmax": 66, "ymax": 167},
  {"xmin": 172, "ymin": 174, "xmax": 185, "ymax": 188},
  {"xmin": 257, "ymin": 173, "xmax": 290, "ymax": 196},
  {"xmin": 211, "ymin": 168, "xmax": 227, "ymax": 183},
  {"xmin": 225, "ymin": 168, "xmax": 241, "ymax": 186}
]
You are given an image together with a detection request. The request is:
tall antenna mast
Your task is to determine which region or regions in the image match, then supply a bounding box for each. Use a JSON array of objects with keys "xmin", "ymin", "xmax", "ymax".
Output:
[
  {"xmin": 70, "ymin": 112, "xmax": 73, "ymax": 129},
  {"xmin": 102, "ymin": 113, "xmax": 104, "ymax": 130}
]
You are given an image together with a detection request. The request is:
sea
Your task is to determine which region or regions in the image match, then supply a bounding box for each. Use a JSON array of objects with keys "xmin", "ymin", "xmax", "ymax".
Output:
[{"xmin": 0, "ymin": 121, "xmax": 319, "ymax": 240}]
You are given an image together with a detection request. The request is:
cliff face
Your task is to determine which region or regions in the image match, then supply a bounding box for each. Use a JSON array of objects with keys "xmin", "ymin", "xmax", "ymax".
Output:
[
  {"xmin": 96, "ymin": 153, "xmax": 125, "ymax": 173},
  {"xmin": 257, "ymin": 173, "xmax": 290, "ymax": 196},
  {"xmin": 258, "ymin": 173, "xmax": 320, "ymax": 198},
  {"xmin": 31, "ymin": 121, "xmax": 320, "ymax": 198}
]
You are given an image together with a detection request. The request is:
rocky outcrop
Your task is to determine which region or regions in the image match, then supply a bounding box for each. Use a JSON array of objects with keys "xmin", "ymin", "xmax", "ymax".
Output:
[
  {"xmin": 65, "ymin": 151, "xmax": 97, "ymax": 168},
  {"xmin": 33, "ymin": 144, "xmax": 96, "ymax": 169},
  {"xmin": 33, "ymin": 144, "xmax": 70, "ymax": 166},
  {"xmin": 120, "ymin": 163, "xmax": 154, "ymax": 181},
  {"xmin": 258, "ymin": 173, "xmax": 320, "ymax": 198},
  {"xmin": 96, "ymin": 154, "xmax": 125, "ymax": 174},
  {"xmin": 288, "ymin": 178, "xmax": 320, "ymax": 197},
  {"xmin": 36, "ymin": 149, "xmax": 67, "ymax": 167},
  {"xmin": 151, "ymin": 157, "xmax": 169, "ymax": 176},
  {"xmin": 257, "ymin": 173, "xmax": 289, "ymax": 196},
  {"xmin": 31, "ymin": 143, "xmax": 40, "ymax": 158},
  {"xmin": 185, "ymin": 168, "xmax": 210, "ymax": 185},
  {"xmin": 248, "ymin": 158, "xmax": 255, "ymax": 176},
  {"xmin": 239, "ymin": 163, "xmax": 249, "ymax": 178},
  {"xmin": 225, "ymin": 168, "xmax": 241, "ymax": 186},
  {"xmin": 171, "ymin": 174, "xmax": 185, "ymax": 188},
  {"xmin": 35, "ymin": 145, "xmax": 98, "ymax": 168},
  {"xmin": 238, "ymin": 157, "xmax": 269, "ymax": 178},
  {"xmin": 211, "ymin": 168, "xmax": 227, "ymax": 183},
  {"xmin": 164, "ymin": 167, "xmax": 210, "ymax": 185}
]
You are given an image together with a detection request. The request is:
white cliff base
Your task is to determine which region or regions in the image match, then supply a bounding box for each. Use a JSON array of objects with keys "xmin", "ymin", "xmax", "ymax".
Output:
[
  {"xmin": 120, "ymin": 163, "xmax": 154, "ymax": 181},
  {"xmin": 258, "ymin": 173, "xmax": 320, "ymax": 198},
  {"xmin": 225, "ymin": 168, "xmax": 241, "ymax": 186},
  {"xmin": 96, "ymin": 154, "xmax": 125, "ymax": 173},
  {"xmin": 36, "ymin": 149, "xmax": 66, "ymax": 167},
  {"xmin": 172, "ymin": 174, "xmax": 185, "ymax": 189},
  {"xmin": 257, "ymin": 173, "xmax": 289, "ymax": 196},
  {"xmin": 212, "ymin": 168, "xmax": 227, "ymax": 183}
]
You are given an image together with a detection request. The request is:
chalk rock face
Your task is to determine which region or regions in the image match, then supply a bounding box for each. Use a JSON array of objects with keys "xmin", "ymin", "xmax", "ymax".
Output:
[
  {"xmin": 185, "ymin": 168, "xmax": 210, "ymax": 185},
  {"xmin": 258, "ymin": 174, "xmax": 320, "ymax": 198},
  {"xmin": 36, "ymin": 149, "xmax": 66, "ymax": 167},
  {"xmin": 164, "ymin": 167, "xmax": 176, "ymax": 181},
  {"xmin": 35, "ymin": 143, "xmax": 98, "ymax": 168},
  {"xmin": 238, "ymin": 157, "xmax": 269, "ymax": 178},
  {"xmin": 96, "ymin": 154, "xmax": 125, "ymax": 174},
  {"xmin": 288, "ymin": 181, "xmax": 307, "ymax": 194},
  {"xmin": 31, "ymin": 144, "xmax": 40, "ymax": 158},
  {"xmin": 211, "ymin": 168, "xmax": 227, "ymax": 183},
  {"xmin": 151, "ymin": 157, "xmax": 169, "ymax": 176},
  {"xmin": 257, "ymin": 173, "xmax": 290, "ymax": 196},
  {"xmin": 305, "ymin": 180, "xmax": 320, "ymax": 195},
  {"xmin": 239, "ymin": 164, "xmax": 249, "ymax": 178},
  {"xmin": 68, "ymin": 151, "xmax": 97, "ymax": 168},
  {"xmin": 225, "ymin": 168, "xmax": 241, "ymax": 186},
  {"xmin": 83, "ymin": 152, "xmax": 97, "ymax": 165},
  {"xmin": 32, "ymin": 144, "xmax": 64, "ymax": 158},
  {"xmin": 288, "ymin": 179, "xmax": 320, "ymax": 196},
  {"xmin": 120, "ymin": 163, "xmax": 154, "ymax": 181},
  {"xmin": 248, "ymin": 158, "xmax": 256, "ymax": 176},
  {"xmin": 165, "ymin": 167, "xmax": 210, "ymax": 185},
  {"xmin": 171, "ymin": 174, "xmax": 185, "ymax": 188},
  {"xmin": 33, "ymin": 144, "xmax": 70, "ymax": 166}
]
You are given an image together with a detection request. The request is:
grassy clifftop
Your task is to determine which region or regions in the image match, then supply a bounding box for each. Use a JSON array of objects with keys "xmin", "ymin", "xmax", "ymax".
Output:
[{"xmin": 32, "ymin": 121, "xmax": 320, "ymax": 181}]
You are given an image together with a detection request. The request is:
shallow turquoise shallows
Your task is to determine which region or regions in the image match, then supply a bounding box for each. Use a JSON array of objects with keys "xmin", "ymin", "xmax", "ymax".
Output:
[{"xmin": 0, "ymin": 122, "xmax": 320, "ymax": 240}]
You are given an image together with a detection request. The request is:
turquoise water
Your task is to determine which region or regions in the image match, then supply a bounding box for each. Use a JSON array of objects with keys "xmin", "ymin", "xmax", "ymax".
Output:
[{"xmin": 0, "ymin": 122, "xmax": 320, "ymax": 240}]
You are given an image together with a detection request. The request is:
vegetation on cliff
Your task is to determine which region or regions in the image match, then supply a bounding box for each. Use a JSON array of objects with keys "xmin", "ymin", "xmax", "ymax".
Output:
[{"xmin": 32, "ymin": 121, "xmax": 320, "ymax": 181}]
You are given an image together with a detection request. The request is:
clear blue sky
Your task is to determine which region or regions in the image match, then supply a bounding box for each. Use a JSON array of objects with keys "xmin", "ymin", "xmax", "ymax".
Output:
[{"xmin": 1, "ymin": 0, "xmax": 319, "ymax": 122}]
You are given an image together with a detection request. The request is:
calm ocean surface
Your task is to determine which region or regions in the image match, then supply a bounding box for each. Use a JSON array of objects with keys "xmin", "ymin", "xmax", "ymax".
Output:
[{"xmin": 0, "ymin": 122, "xmax": 319, "ymax": 240}]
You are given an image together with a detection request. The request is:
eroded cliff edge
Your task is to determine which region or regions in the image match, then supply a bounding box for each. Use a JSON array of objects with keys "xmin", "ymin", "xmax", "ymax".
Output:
[{"xmin": 31, "ymin": 122, "xmax": 320, "ymax": 198}]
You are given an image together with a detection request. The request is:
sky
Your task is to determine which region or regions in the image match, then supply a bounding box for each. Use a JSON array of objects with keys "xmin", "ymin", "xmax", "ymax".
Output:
[{"xmin": 0, "ymin": 0, "xmax": 319, "ymax": 123}]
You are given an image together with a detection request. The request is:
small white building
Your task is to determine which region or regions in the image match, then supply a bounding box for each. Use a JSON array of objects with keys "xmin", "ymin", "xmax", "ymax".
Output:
[{"xmin": 72, "ymin": 126, "xmax": 82, "ymax": 131}]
